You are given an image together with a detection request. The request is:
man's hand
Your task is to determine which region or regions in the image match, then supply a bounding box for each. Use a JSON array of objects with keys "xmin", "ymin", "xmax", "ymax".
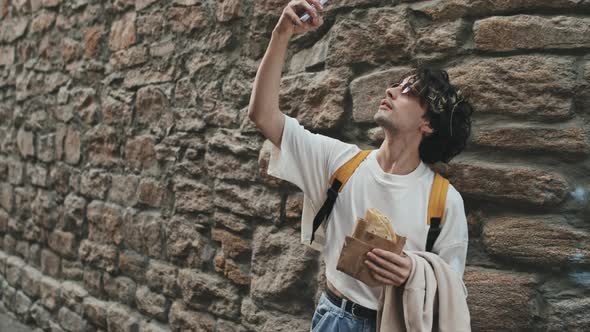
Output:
[
  {"xmin": 364, "ymin": 249, "xmax": 412, "ymax": 286},
  {"xmin": 273, "ymin": 0, "xmax": 324, "ymax": 37}
]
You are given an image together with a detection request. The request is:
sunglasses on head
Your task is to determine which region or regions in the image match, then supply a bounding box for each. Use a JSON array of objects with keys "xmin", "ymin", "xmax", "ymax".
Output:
[{"xmin": 390, "ymin": 81, "xmax": 417, "ymax": 96}]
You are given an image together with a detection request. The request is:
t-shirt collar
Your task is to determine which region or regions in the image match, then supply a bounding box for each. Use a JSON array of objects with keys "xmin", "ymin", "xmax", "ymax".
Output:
[{"xmin": 366, "ymin": 150, "xmax": 428, "ymax": 185}]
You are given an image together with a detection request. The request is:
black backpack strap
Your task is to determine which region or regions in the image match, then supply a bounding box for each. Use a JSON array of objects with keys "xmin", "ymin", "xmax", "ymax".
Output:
[
  {"xmin": 310, "ymin": 180, "xmax": 342, "ymax": 244},
  {"xmin": 426, "ymin": 217, "xmax": 442, "ymax": 252},
  {"xmin": 310, "ymin": 150, "xmax": 372, "ymax": 244}
]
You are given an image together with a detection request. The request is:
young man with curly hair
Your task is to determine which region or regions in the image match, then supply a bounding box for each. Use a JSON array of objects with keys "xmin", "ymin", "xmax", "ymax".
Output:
[{"xmin": 248, "ymin": 1, "xmax": 474, "ymax": 331}]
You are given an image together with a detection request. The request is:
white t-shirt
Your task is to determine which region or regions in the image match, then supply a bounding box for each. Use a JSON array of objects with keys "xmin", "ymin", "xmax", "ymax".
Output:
[{"xmin": 268, "ymin": 114, "xmax": 469, "ymax": 310}]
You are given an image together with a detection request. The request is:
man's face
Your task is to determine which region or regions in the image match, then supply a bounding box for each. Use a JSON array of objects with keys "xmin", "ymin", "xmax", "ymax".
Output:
[{"xmin": 373, "ymin": 75, "xmax": 430, "ymax": 138}]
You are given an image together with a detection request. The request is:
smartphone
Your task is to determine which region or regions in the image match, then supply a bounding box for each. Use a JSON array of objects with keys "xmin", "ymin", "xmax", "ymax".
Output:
[{"xmin": 299, "ymin": 0, "xmax": 329, "ymax": 23}]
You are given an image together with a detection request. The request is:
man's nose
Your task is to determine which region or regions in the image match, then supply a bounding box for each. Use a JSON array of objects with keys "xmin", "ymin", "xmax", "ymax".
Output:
[{"xmin": 386, "ymin": 87, "xmax": 397, "ymax": 100}]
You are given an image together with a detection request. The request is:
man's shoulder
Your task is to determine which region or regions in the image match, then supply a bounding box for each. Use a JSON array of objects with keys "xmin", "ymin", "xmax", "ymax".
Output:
[
  {"xmin": 427, "ymin": 168, "xmax": 463, "ymax": 206},
  {"xmin": 329, "ymin": 144, "xmax": 367, "ymax": 174},
  {"xmin": 445, "ymin": 183, "xmax": 464, "ymax": 208}
]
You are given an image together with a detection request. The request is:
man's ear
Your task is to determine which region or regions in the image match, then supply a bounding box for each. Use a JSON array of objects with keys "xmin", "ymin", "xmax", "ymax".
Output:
[{"xmin": 420, "ymin": 119, "xmax": 434, "ymax": 137}]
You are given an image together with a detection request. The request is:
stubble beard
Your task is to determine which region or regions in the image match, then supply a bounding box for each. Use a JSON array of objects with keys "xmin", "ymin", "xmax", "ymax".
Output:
[{"xmin": 374, "ymin": 111, "xmax": 398, "ymax": 136}]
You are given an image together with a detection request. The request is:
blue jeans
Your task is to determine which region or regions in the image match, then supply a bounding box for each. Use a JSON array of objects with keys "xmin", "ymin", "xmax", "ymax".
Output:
[{"xmin": 310, "ymin": 292, "xmax": 377, "ymax": 332}]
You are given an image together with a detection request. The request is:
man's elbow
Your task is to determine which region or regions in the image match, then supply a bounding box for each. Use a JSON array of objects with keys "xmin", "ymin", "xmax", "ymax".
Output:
[
  {"xmin": 247, "ymin": 105, "xmax": 254, "ymax": 119},
  {"xmin": 247, "ymin": 105, "xmax": 260, "ymax": 124}
]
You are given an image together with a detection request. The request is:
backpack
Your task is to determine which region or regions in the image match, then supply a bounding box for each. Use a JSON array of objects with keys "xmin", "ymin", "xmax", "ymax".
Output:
[{"xmin": 311, "ymin": 150, "xmax": 449, "ymax": 253}]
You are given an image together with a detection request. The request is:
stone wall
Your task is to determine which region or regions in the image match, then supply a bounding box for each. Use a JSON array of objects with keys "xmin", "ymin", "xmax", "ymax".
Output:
[{"xmin": 0, "ymin": 0, "xmax": 589, "ymax": 331}]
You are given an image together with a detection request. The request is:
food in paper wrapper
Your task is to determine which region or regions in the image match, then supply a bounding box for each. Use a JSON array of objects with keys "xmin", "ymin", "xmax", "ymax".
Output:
[{"xmin": 336, "ymin": 208, "xmax": 406, "ymax": 287}]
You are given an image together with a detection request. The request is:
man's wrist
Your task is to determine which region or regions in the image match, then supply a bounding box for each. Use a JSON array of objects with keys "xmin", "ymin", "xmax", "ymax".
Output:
[{"xmin": 271, "ymin": 28, "xmax": 293, "ymax": 41}]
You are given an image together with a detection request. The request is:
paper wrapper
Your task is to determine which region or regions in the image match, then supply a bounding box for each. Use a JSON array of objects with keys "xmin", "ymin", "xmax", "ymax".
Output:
[{"xmin": 336, "ymin": 218, "xmax": 407, "ymax": 287}]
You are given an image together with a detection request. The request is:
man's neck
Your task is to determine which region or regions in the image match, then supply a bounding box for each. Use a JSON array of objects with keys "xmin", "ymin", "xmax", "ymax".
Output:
[{"xmin": 376, "ymin": 134, "xmax": 421, "ymax": 176}]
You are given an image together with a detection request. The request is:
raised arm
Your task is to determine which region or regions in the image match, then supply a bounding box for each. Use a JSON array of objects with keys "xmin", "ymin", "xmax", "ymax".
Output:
[
  {"xmin": 247, "ymin": 31, "xmax": 289, "ymax": 148},
  {"xmin": 248, "ymin": 0, "xmax": 324, "ymax": 148}
]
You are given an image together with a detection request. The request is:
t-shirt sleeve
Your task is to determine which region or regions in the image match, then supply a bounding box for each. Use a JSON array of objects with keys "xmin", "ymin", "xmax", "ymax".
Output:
[
  {"xmin": 432, "ymin": 184, "xmax": 469, "ymax": 293},
  {"xmin": 267, "ymin": 114, "xmax": 357, "ymax": 210}
]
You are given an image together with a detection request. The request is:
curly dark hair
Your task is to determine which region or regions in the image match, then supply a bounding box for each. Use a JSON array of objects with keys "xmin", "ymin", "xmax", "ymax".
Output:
[{"xmin": 403, "ymin": 67, "xmax": 474, "ymax": 164}]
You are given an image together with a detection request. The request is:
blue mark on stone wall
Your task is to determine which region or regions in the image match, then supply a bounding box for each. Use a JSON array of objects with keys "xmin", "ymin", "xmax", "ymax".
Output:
[
  {"xmin": 569, "ymin": 187, "xmax": 586, "ymax": 204},
  {"xmin": 569, "ymin": 253, "xmax": 586, "ymax": 264},
  {"xmin": 568, "ymin": 271, "xmax": 590, "ymax": 287}
]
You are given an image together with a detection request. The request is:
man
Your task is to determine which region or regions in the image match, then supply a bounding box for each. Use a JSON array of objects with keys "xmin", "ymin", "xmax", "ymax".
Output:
[{"xmin": 248, "ymin": 1, "xmax": 474, "ymax": 331}]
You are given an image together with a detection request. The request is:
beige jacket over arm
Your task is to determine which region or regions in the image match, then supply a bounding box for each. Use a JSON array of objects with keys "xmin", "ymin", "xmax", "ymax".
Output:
[{"xmin": 377, "ymin": 251, "xmax": 471, "ymax": 332}]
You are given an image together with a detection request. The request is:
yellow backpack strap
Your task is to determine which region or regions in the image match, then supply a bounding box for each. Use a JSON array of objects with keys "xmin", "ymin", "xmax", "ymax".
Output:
[
  {"xmin": 311, "ymin": 150, "xmax": 372, "ymax": 244},
  {"xmin": 330, "ymin": 150, "xmax": 372, "ymax": 192},
  {"xmin": 426, "ymin": 173, "xmax": 450, "ymax": 252}
]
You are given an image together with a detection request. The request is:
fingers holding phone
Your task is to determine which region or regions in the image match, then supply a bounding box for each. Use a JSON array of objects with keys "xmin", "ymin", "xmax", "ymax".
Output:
[{"xmin": 274, "ymin": 0, "xmax": 326, "ymax": 37}]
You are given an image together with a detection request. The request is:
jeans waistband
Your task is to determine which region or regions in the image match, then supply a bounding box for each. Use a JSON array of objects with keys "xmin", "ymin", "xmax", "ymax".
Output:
[{"xmin": 324, "ymin": 286, "xmax": 377, "ymax": 321}]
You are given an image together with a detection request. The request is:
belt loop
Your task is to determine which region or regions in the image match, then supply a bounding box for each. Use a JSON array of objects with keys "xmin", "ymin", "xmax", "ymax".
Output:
[{"xmin": 339, "ymin": 298, "xmax": 347, "ymax": 318}]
